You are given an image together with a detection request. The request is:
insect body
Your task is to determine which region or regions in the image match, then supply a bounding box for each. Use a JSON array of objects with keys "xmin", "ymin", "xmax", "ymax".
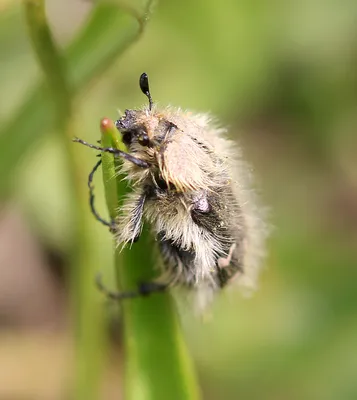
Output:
[{"xmin": 75, "ymin": 73, "xmax": 267, "ymax": 308}]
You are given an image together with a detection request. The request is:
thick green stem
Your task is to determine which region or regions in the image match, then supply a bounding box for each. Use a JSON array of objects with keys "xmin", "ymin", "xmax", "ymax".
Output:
[
  {"xmin": 23, "ymin": 2, "xmax": 106, "ymax": 399},
  {"xmin": 100, "ymin": 119, "xmax": 201, "ymax": 400}
]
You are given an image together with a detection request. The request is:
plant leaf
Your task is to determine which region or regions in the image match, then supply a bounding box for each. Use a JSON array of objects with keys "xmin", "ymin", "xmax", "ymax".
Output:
[{"xmin": 0, "ymin": 3, "xmax": 141, "ymax": 196}]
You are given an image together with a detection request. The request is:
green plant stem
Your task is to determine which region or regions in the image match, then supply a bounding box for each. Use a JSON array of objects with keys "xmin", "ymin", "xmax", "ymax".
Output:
[
  {"xmin": 100, "ymin": 119, "xmax": 201, "ymax": 400},
  {"xmin": 23, "ymin": 0, "xmax": 71, "ymax": 128},
  {"xmin": 23, "ymin": 2, "xmax": 106, "ymax": 399}
]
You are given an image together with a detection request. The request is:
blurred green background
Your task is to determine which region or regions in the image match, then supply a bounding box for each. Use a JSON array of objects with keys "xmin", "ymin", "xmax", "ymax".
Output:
[{"xmin": 1, "ymin": 0, "xmax": 357, "ymax": 399}]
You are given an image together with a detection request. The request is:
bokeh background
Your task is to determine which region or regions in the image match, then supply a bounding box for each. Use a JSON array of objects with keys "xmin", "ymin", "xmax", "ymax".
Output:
[{"xmin": 1, "ymin": 0, "xmax": 357, "ymax": 399}]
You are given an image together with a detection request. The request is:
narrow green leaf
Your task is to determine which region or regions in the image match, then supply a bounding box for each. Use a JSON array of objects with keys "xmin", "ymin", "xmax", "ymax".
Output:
[{"xmin": 0, "ymin": 3, "xmax": 142, "ymax": 195}]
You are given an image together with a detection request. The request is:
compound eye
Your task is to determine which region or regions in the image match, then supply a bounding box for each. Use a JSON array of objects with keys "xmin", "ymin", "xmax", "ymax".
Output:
[
  {"xmin": 138, "ymin": 131, "xmax": 150, "ymax": 147},
  {"xmin": 122, "ymin": 131, "xmax": 132, "ymax": 146}
]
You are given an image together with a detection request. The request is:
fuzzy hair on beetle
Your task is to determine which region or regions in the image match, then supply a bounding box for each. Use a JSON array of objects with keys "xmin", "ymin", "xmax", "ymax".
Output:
[{"xmin": 74, "ymin": 72, "xmax": 268, "ymax": 310}]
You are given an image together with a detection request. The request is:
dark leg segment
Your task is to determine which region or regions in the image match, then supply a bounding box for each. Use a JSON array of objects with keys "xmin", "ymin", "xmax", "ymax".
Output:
[
  {"xmin": 88, "ymin": 159, "xmax": 114, "ymax": 230},
  {"xmin": 73, "ymin": 137, "xmax": 150, "ymax": 168},
  {"xmin": 96, "ymin": 273, "xmax": 167, "ymax": 300}
]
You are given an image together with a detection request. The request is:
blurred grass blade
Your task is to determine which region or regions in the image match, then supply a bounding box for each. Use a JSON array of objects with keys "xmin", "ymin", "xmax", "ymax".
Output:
[
  {"xmin": 0, "ymin": 2, "xmax": 149, "ymax": 196},
  {"xmin": 23, "ymin": 1, "xmax": 109, "ymax": 400},
  {"xmin": 23, "ymin": 0, "xmax": 72, "ymax": 127},
  {"xmin": 100, "ymin": 119, "xmax": 201, "ymax": 400},
  {"xmin": 66, "ymin": 2, "xmax": 145, "ymax": 91}
]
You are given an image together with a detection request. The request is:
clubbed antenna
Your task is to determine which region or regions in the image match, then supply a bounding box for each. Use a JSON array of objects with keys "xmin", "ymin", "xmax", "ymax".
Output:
[{"xmin": 139, "ymin": 72, "xmax": 153, "ymax": 111}]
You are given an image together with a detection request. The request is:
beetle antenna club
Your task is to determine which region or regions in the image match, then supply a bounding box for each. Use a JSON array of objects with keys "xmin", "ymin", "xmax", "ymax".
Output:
[{"xmin": 139, "ymin": 72, "xmax": 153, "ymax": 111}]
